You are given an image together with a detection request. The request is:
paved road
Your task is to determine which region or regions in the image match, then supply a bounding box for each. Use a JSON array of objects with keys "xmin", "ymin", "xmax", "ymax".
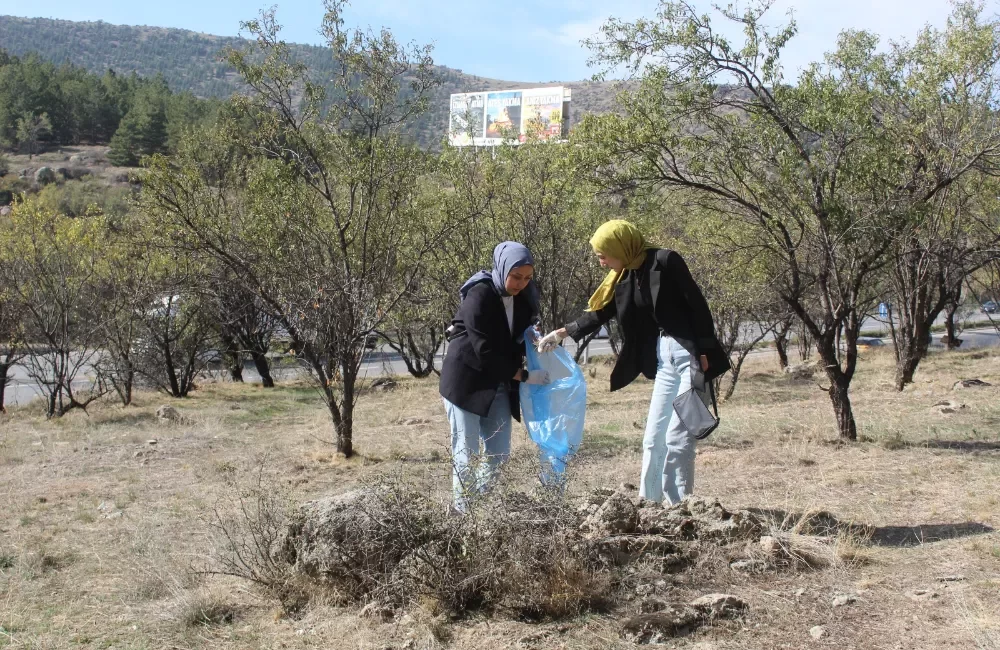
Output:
[{"xmin": 5, "ymin": 327, "xmax": 999, "ymax": 408}]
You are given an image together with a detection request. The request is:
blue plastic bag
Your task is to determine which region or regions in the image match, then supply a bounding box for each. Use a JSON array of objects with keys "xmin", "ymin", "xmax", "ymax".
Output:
[{"xmin": 519, "ymin": 327, "xmax": 587, "ymax": 483}]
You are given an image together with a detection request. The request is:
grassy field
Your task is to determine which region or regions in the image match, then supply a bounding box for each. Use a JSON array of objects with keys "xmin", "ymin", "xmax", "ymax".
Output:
[{"xmin": 1, "ymin": 346, "xmax": 999, "ymax": 649}]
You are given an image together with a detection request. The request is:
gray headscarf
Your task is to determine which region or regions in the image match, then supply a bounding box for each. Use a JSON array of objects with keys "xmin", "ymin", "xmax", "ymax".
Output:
[{"xmin": 460, "ymin": 241, "xmax": 540, "ymax": 319}]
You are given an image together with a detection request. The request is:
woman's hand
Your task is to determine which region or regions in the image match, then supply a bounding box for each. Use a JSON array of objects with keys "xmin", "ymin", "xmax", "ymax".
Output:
[
  {"xmin": 537, "ymin": 328, "xmax": 567, "ymax": 353},
  {"xmin": 700, "ymin": 355, "xmax": 709, "ymax": 372}
]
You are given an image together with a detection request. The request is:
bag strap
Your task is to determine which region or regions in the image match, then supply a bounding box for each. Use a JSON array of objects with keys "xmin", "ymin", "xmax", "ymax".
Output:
[{"xmin": 707, "ymin": 377, "xmax": 719, "ymax": 419}]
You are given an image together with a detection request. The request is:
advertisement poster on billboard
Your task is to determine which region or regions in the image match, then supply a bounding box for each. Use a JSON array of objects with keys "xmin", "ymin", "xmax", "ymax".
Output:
[
  {"xmin": 484, "ymin": 91, "xmax": 522, "ymax": 141},
  {"xmin": 448, "ymin": 86, "xmax": 569, "ymax": 146},
  {"xmin": 448, "ymin": 92, "xmax": 485, "ymax": 147},
  {"xmin": 520, "ymin": 88, "xmax": 564, "ymax": 142}
]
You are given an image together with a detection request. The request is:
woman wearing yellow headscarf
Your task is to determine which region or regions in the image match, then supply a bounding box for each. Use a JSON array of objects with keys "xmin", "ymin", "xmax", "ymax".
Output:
[{"xmin": 538, "ymin": 220, "xmax": 729, "ymax": 504}]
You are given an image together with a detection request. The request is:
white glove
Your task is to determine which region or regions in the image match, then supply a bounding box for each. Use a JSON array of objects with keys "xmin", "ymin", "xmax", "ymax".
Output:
[
  {"xmin": 536, "ymin": 329, "xmax": 566, "ymax": 354},
  {"xmin": 523, "ymin": 369, "xmax": 551, "ymax": 385}
]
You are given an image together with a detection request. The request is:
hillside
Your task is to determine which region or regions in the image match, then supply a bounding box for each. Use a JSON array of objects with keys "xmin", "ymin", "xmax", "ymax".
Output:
[{"xmin": 0, "ymin": 15, "xmax": 620, "ymax": 149}]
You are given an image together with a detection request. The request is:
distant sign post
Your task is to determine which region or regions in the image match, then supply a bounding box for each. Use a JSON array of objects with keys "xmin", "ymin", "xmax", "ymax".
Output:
[{"xmin": 448, "ymin": 86, "xmax": 571, "ymax": 147}]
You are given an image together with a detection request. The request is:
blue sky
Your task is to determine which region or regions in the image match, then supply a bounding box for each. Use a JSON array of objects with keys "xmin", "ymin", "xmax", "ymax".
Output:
[{"xmin": 3, "ymin": 0, "xmax": 962, "ymax": 82}]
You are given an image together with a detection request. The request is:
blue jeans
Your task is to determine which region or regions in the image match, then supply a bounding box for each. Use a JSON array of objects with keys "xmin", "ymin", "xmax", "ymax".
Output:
[
  {"xmin": 443, "ymin": 387, "xmax": 512, "ymax": 512},
  {"xmin": 640, "ymin": 336, "xmax": 697, "ymax": 504}
]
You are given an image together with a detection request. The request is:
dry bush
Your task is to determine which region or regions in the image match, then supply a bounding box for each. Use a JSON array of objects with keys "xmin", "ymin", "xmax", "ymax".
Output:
[
  {"xmin": 750, "ymin": 508, "xmax": 875, "ymax": 571},
  {"xmin": 268, "ymin": 455, "xmax": 614, "ymax": 620},
  {"xmin": 176, "ymin": 591, "xmax": 240, "ymax": 628},
  {"xmin": 203, "ymin": 456, "xmax": 303, "ymax": 610}
]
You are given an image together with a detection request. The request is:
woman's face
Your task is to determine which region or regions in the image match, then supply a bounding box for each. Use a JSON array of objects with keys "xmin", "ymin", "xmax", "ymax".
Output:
[
  {"xmin": 505, "ymin": 265, "xmax": 534, "ymax": 295},
  {"xmin": 595, "ymin": 251, "xmax": 625, "ymax": 272}
]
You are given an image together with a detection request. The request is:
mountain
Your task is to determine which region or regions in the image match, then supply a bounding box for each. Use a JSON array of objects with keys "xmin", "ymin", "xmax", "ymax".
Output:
[{"xmin": 0, "ymin": 15, "xmax": 620, "ymax": 149}]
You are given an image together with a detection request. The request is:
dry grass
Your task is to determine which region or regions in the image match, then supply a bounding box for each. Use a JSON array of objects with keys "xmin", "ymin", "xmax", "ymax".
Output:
[{"xmin": 0, "ymin": 347, "xmax": 998, "ymax": 648}]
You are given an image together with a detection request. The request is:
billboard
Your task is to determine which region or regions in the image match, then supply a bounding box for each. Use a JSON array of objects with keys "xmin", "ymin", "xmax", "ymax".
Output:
[
  {"xmin": 448, "ymin": 86, "xmax": 570, "ymax": 146},
  {"xmin": 448, "ymin": 92, "xmax": 485, "ymax": 147}
]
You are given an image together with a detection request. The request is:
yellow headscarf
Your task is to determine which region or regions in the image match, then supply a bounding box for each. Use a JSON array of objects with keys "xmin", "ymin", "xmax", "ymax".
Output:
[{"xmin": 586, "ymin": 220, "xmax": 655, "ymax": 312}]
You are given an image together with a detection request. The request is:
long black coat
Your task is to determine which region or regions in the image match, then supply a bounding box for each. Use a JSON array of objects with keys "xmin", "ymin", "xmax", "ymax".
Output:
[
  {"xmin": 439, "ymin": 282, "xmax": 535, "ymax": 420},
  {"xmin": 566, "ymin": 248, "xmax": 730, "ymax": 391}
]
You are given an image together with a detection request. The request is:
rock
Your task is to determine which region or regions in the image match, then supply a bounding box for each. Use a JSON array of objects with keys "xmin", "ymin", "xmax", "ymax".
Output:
[
  {"xmin": 370, "ymin": 377, "xmax": 397, "ymax": 392},
  {"xmin": 674, "ymin": 497, "xmax": 764, "ymax": 542},
  {"xmin": 832, "ymin": 594, "xmax": 857, "ymax": 607},
  {"xmin": 276, "ymin": 487, "xmax": 436, "ymax": 583},
  {"xmin": 593, "ymin": 534, "xmax": 678, "ymax": 565},
  {"xmin": 146, "ymin": 439, "xmax": 157, "ymax": 446},
  {"xmin": 784, "ymin": 362, "xmax": 818, "ymax": 380},
  {"xmin": 937, "ymin": 575, "xmax": 965, "ymax": 582},
  {"xmin": 690, "ymin": 593, "xmax": 749, "ymax": 618},
  {"xmin": 35, "ymin": 167, "xmax": 57, "ymax": 185},
  {"xmin": 0, "ymin": 206, "xmax": 11, "ymax": 217},
  {"xmin": 97, "ymin": 500, "xmax": 123, "ymax": 519},
  {"xmin": 620, "ymin": 606, "xmax": 704, "ymax": 643},
  {"xmin": 637, "ymin": 497, "xmax": 762, "ymax": 542},
  {"xmin": 908, "ymin": 589, "xmax": 939, "ymax": 601},
  {"xmin": 585, "ymin": 487, "xmax": 615, "ymax": 507},
  {"xmin": 581, "ymin": 491, "xmax": 638, "ymax": 537},
  {"xmin": 931, "ymin": 400, "xmax": 967, "ymax": 414},
  {"xmin": 809, "ymin": 625, "xmax": 826, "ymax": 639},
  {"xmin": 155, "ymin": 405, "xmax": 182, "ymax": 422},
  {"xmin": 638, "ymin": 597, "xmax": 670, "ymax": 614},
  {"xmin": 730, "ymin": 558, "xmax": 769, "ymax": 573},
  {"xmin": 637, "ymin": 506, "xmax": 697, "ymax": 538},
  {"xmin": 953, "ymin": 379, "xmax": 991, "ymax": 390}
]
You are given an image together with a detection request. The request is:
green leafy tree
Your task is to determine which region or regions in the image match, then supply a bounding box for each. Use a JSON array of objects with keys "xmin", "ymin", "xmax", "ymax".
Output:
[
  {"xmin": 15, "ymin": 111, "xmax": 51, "ymax": 158},
  {"xmin": 143, "ymin": 2, "xmax": 447, "ymax": 456},
  {"xmin": 578, "ymin": 0, "xmax": 1000, "ymax": 439},
  {"xmin": 0, "ymin": 201, "xmax": 110, "ymax": 417}
]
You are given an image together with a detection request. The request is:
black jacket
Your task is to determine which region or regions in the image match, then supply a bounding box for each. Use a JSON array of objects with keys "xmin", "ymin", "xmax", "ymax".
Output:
[
  {"xmin": 439, "ymin": 282, "xmax": 535, "ymax": 420},
  {"xmin": 565, "ymin": 249, "xmax": 730, "ymax": 391}
]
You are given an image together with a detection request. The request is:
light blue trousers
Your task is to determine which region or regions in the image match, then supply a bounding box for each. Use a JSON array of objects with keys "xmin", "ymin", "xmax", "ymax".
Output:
[
  {"xmin": 640, "ymin": 336, "xmax": 697, "ymax": 504},
  {"xmin": 443, "ymin": 387, "xmax": 512, "ymax": 512}
]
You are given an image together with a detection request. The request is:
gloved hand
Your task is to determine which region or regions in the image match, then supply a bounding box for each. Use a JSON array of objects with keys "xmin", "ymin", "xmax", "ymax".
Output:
[
  {"xmin": 523, "ymin": 369, "xmax": 551, "ymax": 385},
  {"xmin": 536, "ymin": 329, "xmax": 566, "ymax": 353}
]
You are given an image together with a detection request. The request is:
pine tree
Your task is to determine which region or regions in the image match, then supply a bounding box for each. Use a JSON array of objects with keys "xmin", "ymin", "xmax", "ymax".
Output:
[{"xmin": 107, "ymin": 111, "xmax": 141, "ymax": 166}]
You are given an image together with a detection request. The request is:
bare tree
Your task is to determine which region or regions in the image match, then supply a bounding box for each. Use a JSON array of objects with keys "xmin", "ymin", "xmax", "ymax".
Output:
[
  {"xmin": 580, "ymin": 1, "xmax": 1000, "ymax": 438},
  {"xmin": 143, "ymin": 2, "xmax": 451, "ymax": 456}
]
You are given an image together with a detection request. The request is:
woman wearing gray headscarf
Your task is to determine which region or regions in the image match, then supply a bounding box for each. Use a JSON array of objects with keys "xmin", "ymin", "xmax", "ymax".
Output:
[{"xmin": 439, "ymin": 241, "xmax": 551, "ymax": 512}]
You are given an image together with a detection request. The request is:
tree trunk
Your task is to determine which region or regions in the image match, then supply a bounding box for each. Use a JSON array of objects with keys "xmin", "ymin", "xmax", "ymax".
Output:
[
  {"xmin": 250, "ymin": 351, "xmax": 274, "ymax": 387},
  {"xmin": 122, "ymin": 373, "xmax": 133, "ymax": 406},
  {"xmin": 894, "ymin": 320, "xmax": 931, "ymax": 390},
  {"xmin": 797, "ymin": 322, "xmax": 813, "ymax": 361},
  {"xmin": 221, "ymin": 333, "xmax": 244, "ymax": 382},
  {"xmin": 944, "ymin": 303, "xmax": 962, "ymax": 350},
  {"xmin": 773, "ymin": 318, "xmax": 792, "ymax": 370},
  {"xmin": 162, "ymin": 339, "xmax": 181, "ymax": 397},
  {"xmin": 327, "ymin": 358, "xmax": 355, "ymax": 458},
  {"xmin": 828, "ymin": 374, "xmax": 858, "ymax": 441},
  {"xmin": 818, "ymin": 341, "xmax": 857, "ymax": 441},
  {"xmin": 573, "ymin": 331, "xmax": 600, "ymax": 363},
  {"xmin": 0, "ymin": 362, "xmax": 9, "ymax": 413}
]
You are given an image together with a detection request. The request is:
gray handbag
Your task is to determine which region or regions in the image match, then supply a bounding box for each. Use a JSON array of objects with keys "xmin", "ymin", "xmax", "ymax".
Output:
[{"xmin": 673, "ymin": 367, "xmax": 720, "ymax": 440}]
